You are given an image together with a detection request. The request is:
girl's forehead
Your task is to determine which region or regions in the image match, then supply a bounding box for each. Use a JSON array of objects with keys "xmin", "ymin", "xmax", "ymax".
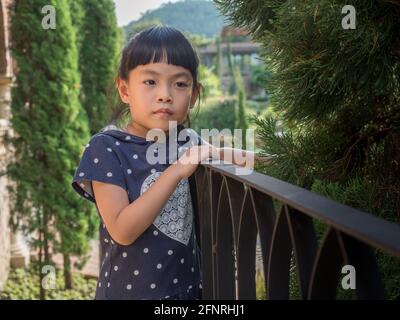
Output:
[{"xmin": 131, "ymin": 62, "xmax": 192, "ymax": 79}]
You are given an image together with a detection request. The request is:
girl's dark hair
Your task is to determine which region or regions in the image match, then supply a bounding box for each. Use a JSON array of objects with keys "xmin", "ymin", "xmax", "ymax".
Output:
[{"xmin": 109, "ymin": 25, "xmax": 201, "ymax": 129}]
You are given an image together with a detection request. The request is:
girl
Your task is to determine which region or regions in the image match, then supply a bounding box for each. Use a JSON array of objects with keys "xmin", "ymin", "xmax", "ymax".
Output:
[{"xmin": 71, "ymin": 26, "xmax": 255, "ymax": 300}]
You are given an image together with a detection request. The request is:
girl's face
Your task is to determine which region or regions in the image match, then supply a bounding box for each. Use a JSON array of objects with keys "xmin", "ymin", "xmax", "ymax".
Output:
[{"xmin": 117, "ymin": 61, "xmax": 200, "ymax": 138}]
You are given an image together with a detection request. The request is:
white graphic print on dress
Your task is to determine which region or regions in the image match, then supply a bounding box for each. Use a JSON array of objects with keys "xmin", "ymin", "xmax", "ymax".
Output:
[{"xmin": 140, "ymin": 172, "xmax": 193, "ymax": 245}]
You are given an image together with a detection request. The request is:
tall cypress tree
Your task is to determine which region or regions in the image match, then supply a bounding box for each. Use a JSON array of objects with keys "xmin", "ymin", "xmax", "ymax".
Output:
[
  {"xmin": 225, "ymin": 32, "xmax": 248, "ymax": 146},
  {"xmin": 221, "ymin": 32, "xmax": 248, "ymax": 146},
  {"xmin": 215, "ymin": 36, "xmax": 223, "ymax": 80},
  {"xmin": 226, "ymin": 33, "xmax": 236, "ymax": 94},
  {"xmin": 80, "ymin": 0, "xmax": 121, "ymax": 136},
  {"xmin": 69, "ymin": 0, "xmax": 85, "ymax": 53},
  {"xmin": 8, "ymin": 0, "xmax": 94, "ymax": 297},
  {"xmin": 234, "ymin": 65, "xmax": 248, "ymax": 148}
]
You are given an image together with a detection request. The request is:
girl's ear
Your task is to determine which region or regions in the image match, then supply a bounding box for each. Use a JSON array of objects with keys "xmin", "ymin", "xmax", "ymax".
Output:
[
  {"xmin": 189, "ymin": 83, "xmax": 202, "ymax": 108},
  {"xmin": 116, "ymin": 78, "xmax": 130, "ymax": 104}
]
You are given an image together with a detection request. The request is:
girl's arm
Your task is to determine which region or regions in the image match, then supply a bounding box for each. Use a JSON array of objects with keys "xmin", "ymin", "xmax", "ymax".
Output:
[
  {"xmin": 93, "ymin": 164, "xmax": 181, "ymax": 246},
  {"xmin": 217, "ymin": 147, "xmax": 275, "ymax": 168},
  {"xmin": 217, "ymin": 147, "xmax": 255, "ymax": 168},
  {"xmin": 202, "ymin": 139, "xmax": 274, "ymax": 169},
  {"xmin": 92, "ymin": 144, "xmax": 214, "ymax": 246}
]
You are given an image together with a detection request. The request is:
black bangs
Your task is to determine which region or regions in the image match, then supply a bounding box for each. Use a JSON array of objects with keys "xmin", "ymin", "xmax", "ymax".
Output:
[{"xmin": 119, "ymin": 26, "xmax": 199, "ymax": 82}]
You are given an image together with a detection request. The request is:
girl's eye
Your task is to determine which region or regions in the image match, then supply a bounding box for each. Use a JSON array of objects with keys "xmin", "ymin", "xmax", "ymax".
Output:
[
  {"xmin": 143, "ymin": 80, "xmax": 189, "ymax": 88},
  {"xmin": 143, "ymin": 80, "xmax": 156, "ymax": 85}
]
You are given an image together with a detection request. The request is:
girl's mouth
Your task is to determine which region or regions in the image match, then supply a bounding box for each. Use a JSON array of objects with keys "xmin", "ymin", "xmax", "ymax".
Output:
[
  {"xmin": 153, "ymin": 108, "xmax": 173, "ymax": 117},
  {"xmin": 153, "ymin": 112, "xmax": 172, "ymax": 119}
]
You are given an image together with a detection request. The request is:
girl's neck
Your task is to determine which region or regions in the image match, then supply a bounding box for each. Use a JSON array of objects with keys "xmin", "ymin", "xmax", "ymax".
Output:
[{"xmin": 124, "ymin": 122, "xmax": 170, "ymax": 140}]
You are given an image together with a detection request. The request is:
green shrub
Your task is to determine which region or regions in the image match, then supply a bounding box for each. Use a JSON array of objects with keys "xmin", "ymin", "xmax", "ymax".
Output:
[
  {"xmin": 255, "ymin": 271, "xmax": 267, "ymax": 300},
  {"xmin": 311, "ymin": 178, "xmax": 400, "ymax": 300},
  {"xmin": 191, "ymin": 96, "xmax": 237, "ymax": 133},
  {"xmin": 198, "ymin": 65, "xmax": 222, "ymax": 99},
  {"xmin": 0, "ymin": 262, "xmax": 97, "ymax": 300}
]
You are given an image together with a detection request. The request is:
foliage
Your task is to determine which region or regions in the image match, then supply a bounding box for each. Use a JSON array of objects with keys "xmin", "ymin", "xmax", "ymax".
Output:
[
  {"xmin": 124, "ymin": 19, "xmax": 162, "ymax": 43},
  {"xmin": 255, "ymin": 271, "xmax": 267, "ymax": 300},
  {"xmin": 6, "ymin": 0, "xmax": 101, "ymax": 296},
  {"xmin": 124, "ymin": 0, "xmax": 224, "ymax": 38},
  {"xmin": 214, "ymin": 0, "xmax": 400, "ymax": 299},
  {"xmin": 198, "ymin": 65, "xmax": 222, "ymax": 100},
  {"xmin": 79, "ymin": 0, "xmax": 122, "ymax": 135},
  {"xmin": 0, "ymin": 263, "xmax": 97, "ymax": 300},
  {"xmin": 250, "ymin": 64, "xmax": 271, "ymax": 90},
  {"xmin": 191, "ymin": 96, "xmax": 237, "ymax": 133}
]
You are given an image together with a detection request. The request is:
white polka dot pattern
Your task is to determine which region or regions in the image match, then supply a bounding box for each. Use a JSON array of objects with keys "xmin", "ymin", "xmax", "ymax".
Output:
[{"xmin": 72, "ymin": 129, "xmax": 203, "ymax": 299}]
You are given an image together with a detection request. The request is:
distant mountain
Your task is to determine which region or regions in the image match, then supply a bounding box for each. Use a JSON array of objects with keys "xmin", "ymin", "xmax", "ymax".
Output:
[{"xmin": 124, "ymin": 0, "xmax": 225, "ymax": 38}]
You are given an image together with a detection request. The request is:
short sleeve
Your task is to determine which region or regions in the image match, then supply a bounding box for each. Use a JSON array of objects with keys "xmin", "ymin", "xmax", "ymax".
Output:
[{"xmin": 71, "ymin": 135, "xmax": 127, "ymax": 203}]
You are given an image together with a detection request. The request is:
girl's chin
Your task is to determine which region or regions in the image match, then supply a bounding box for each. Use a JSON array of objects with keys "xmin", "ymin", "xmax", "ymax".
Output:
[
  {"xmin": 151, "ymin": 116, "xmax": 183, "ymax": 126},
  {"xmin": 147, "ymin": 122, "xmax": 174, "ymax": 133}
]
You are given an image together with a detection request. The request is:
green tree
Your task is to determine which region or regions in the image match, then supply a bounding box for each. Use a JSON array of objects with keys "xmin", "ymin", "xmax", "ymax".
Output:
[
  {"xmin": 226, "ymin": 34, "xmax": 236, "ymax": 94},
  {"xmin": 191, "ymin": 97, "xmax": 237, "ymax": 133},
  {"xmin": 124, "ymin": 18, "xmax": 161, "ymax": 43},
  {"xmin": 215, "ymin": 0, "xmax": 400, "ymax": 299},
  {"xmin": 198, "ymin": 64, "xmax": 222, "ymax": 100},
  {"xmin": 234, "ymin": 65, "xmax": 248, "ymax": 148},
  {"xmin": 124, "ymin": 0, "xmax": 224, "ymax": 38},
  {"xmin": 69, "ymin": 0, "xmax": 85, "ymax": 52},
  {"xmin": 215, "ymin": 36, "xmax": 223, "ymax": 79},
  {"xmin": 251, "ymin": 64, "xmax": 271, "ymax": 90},
  {"xmin": 222, "ymin": 33, "xmax": 248, "ymax": 146},
  {"xmin": 80, "ymin": 0, "xmax": 121, "ymax": 136},
  {"xmin": 8, "ymin": 0, "xmax": 95, "ymax": 297}
]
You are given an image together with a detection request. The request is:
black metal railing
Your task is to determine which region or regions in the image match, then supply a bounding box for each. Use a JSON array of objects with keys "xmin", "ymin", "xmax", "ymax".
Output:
[{"xmin": 188, "ymin": 162, "xmax": 400, "ymax": 300}]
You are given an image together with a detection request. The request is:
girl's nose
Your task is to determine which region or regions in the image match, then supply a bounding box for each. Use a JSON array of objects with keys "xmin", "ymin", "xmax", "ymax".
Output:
[
  {"xmin": 157, "ymin": 95, "xmax": 172, "ymax": 103},
  {"xmin": 157, "ymin": 85, "xmax": 173, "ymax": 103}
]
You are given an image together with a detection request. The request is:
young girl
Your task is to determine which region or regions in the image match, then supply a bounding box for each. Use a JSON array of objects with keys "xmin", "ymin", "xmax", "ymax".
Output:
[{"xmin": 71, "ymin": 26, "xmax": 255, "ymax": 300}]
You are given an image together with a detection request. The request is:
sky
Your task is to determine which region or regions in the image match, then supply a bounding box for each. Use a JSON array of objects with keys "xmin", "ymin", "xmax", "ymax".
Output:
[{"xmin": 113, "ymin": 0, "xmax": 180, "ymax": 26}]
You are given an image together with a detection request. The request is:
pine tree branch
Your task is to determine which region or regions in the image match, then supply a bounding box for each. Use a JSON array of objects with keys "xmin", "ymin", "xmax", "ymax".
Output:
[
  {"xmin": 379, "ymin": 0, "xmax": 400, "ymax": 6},
  {"xmin": 325, "ymin": 126, "xmax": 393, "ymax": 180}
]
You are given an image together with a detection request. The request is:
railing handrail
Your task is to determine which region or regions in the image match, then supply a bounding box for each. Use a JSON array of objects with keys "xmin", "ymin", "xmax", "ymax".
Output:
[{"xmin": 201, "ymin": 161, "xmax": 400, "ymax": 258}]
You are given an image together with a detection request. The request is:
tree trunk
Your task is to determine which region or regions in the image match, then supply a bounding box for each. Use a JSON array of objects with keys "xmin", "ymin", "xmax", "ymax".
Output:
[
  {"xmin": 40, "ymin": 208, "xmax": 51, "ymax": 300},
  {"xmin": 39, "ymin": 229, "xmax": 46, "ymax": 300},
  {"xmin": 63, "ymin": 253, "xmax": 73, "ymax": 290}
]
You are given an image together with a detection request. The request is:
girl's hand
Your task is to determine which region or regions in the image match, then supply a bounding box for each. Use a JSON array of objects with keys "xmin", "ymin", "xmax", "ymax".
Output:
[{"xmin": 172, "ymin": 144, "xmax": 219, "ymax": 179}]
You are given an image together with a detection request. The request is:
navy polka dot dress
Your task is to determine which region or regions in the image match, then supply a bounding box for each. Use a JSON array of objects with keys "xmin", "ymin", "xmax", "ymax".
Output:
[{"xmin": 71, "ymin": 124, "xmax": 203, "ymax": 300}]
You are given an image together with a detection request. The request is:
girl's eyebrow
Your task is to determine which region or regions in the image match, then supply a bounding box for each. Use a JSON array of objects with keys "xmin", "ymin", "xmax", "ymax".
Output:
[{"xmin": 140, "ymin": 69, "xmax": 191, "ymax": 79}]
